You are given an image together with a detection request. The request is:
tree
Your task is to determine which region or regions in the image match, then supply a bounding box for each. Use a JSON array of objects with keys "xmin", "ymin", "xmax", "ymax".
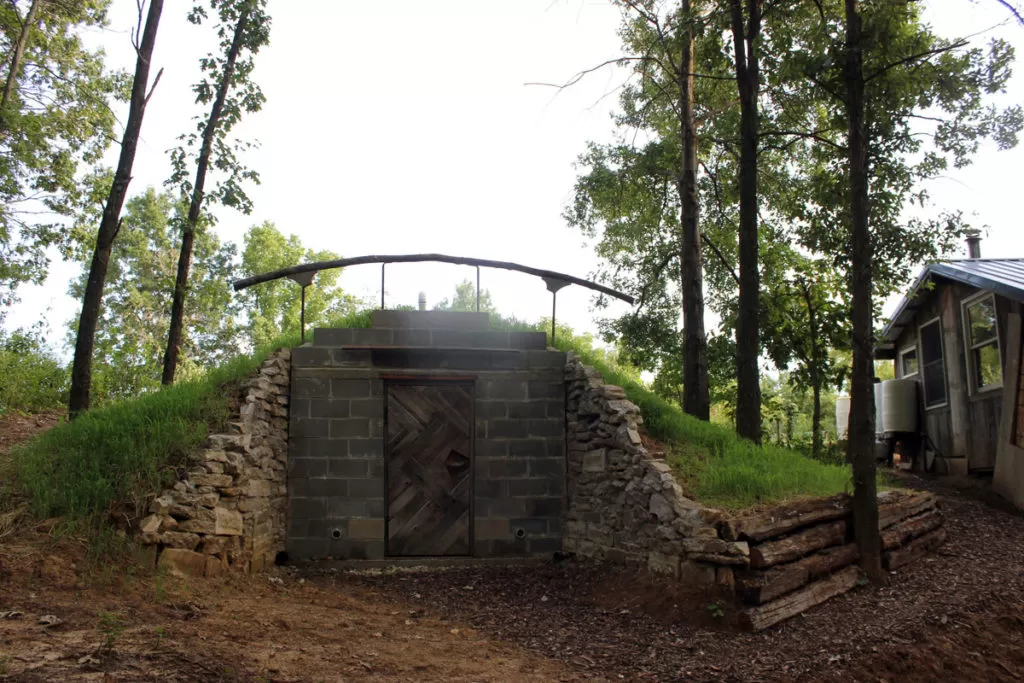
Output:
[
  {"xmin": 728, "ymin": 0, "xmax": 762, "ymax": 442},
  {"xmin": 239, "ymin": 222, "xmax": 357, "ymax": 349},
  {"xmin": 68, "ymin": 0, "xmax": 164, "ymax": 417},
  {"xmin": 162, "ymin": 0, "xmax": 270, "ymax": 384},
  {"xmin": 434, "ymin": 279, "xmax": 495, "ymax": 313},
  {"xmin": 0, "ymin": 0, "xmax": 125, "ymax": 309},
  {"xmin": 67, "ymin": 188, "xmax": 240, "ymax": 400}
]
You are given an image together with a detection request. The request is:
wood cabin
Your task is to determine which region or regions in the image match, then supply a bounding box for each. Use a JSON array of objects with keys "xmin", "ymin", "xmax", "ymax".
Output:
[{"xmin": 877, "ymin": 238, "xmax": 1024, "ymax": 509}]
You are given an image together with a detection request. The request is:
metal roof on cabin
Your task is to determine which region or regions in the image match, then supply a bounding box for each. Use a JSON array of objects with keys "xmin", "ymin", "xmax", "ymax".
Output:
[{"xmin": 877, "ymin": 258, "xmax": 1024, "ymax": 355}]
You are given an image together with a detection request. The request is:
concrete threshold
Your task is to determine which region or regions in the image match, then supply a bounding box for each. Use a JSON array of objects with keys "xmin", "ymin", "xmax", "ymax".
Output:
[{"xmin": 293, "ymin": 555, "xmax": 553, "ymax": 574}]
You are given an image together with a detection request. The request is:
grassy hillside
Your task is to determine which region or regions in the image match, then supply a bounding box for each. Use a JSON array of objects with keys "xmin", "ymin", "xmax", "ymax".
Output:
[{"xmin": 5, "ymin": 309, "xmax": 855, "ymax": 526}]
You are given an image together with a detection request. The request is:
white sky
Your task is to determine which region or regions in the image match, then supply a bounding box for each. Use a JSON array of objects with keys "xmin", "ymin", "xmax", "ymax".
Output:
[{"xmin": 7, "ymin": 0, "xmax": 1024, "ymax": 355}]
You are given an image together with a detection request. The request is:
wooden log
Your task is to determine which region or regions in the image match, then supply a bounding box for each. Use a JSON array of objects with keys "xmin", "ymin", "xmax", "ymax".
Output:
[
  {"xmin": 748, "ymin": 520, "xmax": 847, "ymax": 569},
  {"xmin": 877, "ymin": 491, "xmax": 936, "ymax": 530},
  {"xmin": 739, "ymin": 566, "xmax": 861, "ymax": 631},
  {"xmin": 880, "ymin": 511, "xmax": 943, "ymax": 551},
  {"xmin": 739, "ymin": 543, "xmax": 859, "ymax": 605},
  {"xmin": 724, "ymin": 494, "xmax": 851, "ymax": 542},
  {"xmin": 883, "ymin": 527, "xmax": 947, "ymax": 570}
]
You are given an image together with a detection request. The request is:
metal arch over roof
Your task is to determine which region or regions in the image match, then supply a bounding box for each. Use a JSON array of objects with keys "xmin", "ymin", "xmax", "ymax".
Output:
[
  {"xmin": 231, "ymin": 252, "xmax": 636, "ymax": 304},
  {"xmin": 877, "ymin": 258, "xmax": 1024, "ymax": 356}
]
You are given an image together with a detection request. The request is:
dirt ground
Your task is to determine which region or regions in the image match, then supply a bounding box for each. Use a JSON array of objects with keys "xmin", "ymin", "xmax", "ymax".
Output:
[{"xmin": 3, "ymin": 414, "xmax": 1024, "ymax": 681}]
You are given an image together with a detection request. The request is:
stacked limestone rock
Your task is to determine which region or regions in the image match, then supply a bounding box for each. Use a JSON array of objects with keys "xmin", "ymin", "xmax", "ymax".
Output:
[
  {"xmin": 138, "ymin": 349, "xmax": 290, "ymax": 577},
  {"xmin": 563, "ymin": 352, "xmax": 749, "ymax": 585}
]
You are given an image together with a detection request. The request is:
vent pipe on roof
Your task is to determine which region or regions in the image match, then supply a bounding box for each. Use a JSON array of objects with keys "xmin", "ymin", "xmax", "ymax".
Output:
[
  {"xmin": 965, "ymin": 230, "xmax": 982, "ymax": 259},
  {"xmin": 418, "ymin": 291, "xmax": 427, "ymax": 311}
]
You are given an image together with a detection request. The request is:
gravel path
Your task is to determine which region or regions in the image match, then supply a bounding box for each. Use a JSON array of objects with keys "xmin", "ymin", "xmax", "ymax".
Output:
[{"xmin": 320, "ymin": 475, "xmax": 1024, "ymax": 681}]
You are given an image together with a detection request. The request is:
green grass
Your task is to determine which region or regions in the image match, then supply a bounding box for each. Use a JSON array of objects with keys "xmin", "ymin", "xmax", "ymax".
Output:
[{"xmin": 7, "ymin": 311, "xmax": 373, "ymax": 523}]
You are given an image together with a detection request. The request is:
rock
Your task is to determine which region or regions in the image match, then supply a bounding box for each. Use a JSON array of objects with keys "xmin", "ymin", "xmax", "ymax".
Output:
[
  {"xmin": 158, "ymin": 548, "xmax": 207, "ymax": 578},
  {"xmin": 681, "ymin": 538, "xmax": 750, "ymax": 565},
  {"xmin": 190, "ymin": 473, "xmax": 233, "ymax": 488},
  {"xmin": 149, "ymin": 494, "xmax": 174, "ymax": 515},
  {"xmin": 215, "ymin": 507, "xmax": 243, "ymax": 536},
  {"xmin": 582, "ymin": 449, "xmax": 607, "ymax": 473},
  {"xmin": 649, "ymin": 493, "xmax": 675, "ymax": 522},
  {"xmin": 139, "ymin": 514, "xmax": 162, "ymax": 534},
  {"xmin": 156, "ymin": 532, "xmax": 200, "ymax": 550}
]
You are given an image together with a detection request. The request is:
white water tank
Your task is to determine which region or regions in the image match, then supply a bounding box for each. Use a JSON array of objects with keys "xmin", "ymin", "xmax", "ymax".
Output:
[
  {"xmin": 881, "ymin": 379, "xmax": 918, "ymax": 434},
  {"xmin": 835, "ymin": 396, "xmax": 851, "ymax": 440},
  {"xmin": 874, "ymin": 383, "xmax": 885, "ymax": 437}
]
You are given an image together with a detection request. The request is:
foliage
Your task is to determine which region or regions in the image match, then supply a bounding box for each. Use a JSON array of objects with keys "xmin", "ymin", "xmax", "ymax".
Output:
[
  {"xmin": 67, "ymin": 188, "xmax": 241, "ymax": 401},
  {"xmin": 239, "ymin": 222, "xmax": 360, "ymax": 349},
  {"xmin": 434, "ymin": 279, "xmax": 495, "ymax": 313},
  {"xmin": 167, "ymin": 0, "xmax": 271, "ymax": 215},
  {"xmin": 0, "ymin": 0, "xmax": 125, "ymax": 307},
  {"xmin": 0, "ymin": 322, "xmax": 68, "ymax": 414},
  {"xmin": 9, "ymin": 309, "xmax": 370, "ymax": 522}
]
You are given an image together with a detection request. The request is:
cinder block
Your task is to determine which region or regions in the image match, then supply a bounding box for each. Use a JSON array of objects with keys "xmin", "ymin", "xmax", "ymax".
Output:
[
  {"xmin": 332, "ymin": 349, "xmax": 373, "ymax": 366},
  {"xmin": 347, "ymin": 478, "xmax": 384, "ymax": 499},
  {"xmin": 313, "ymin": 328, "xmax": 355, "ymax": 346},
  {"xmin": 347, "ymin": 518, "xmax": 385, "ymax": 540},
  {"xmin": 289, "ymin": 457, "xmax": 328, "ymax": 479},
  {"xmin": 488, "ymin": 419, "xmax": 530, "ymax": 439},
  {"xmin": 308, "ymin": 439, "xmax": 347, "ymax": 459},
  {"xmin": 509, "ymin": 518, "xmax": 548, "ymax": 534},
  {"xmin": 483, "ymin": 498, "xmax": 527, "ymax": 517},
  {"xmin": 475, "ymin": 518, "xmax": 510, "ymax": 540},
  {"xmin": 508, "ymin": 479, "xmax": 549, "ymax": 497},
  {"xmin": 287, "ymin": 438, "xmax": 309, "ymax": 459},
  {"xmin": 327, "ymin": 459, "xmax": 370, "ymax": 478},
  {"xmin": 527, "ymin": 351, "xmax": 566, "ymax": 370},
  {"xmin": 372, "ymin": 309, "xmax": 489, "ymax": 331},
  {"xmin": 292, "ymin": 417, "xmax": 330, "ymax": 438},
  {"xmin": 474, "ymin": 478, "xmax": 503, "ymax": 499},
  {"xmin": 476, "ymin": 400, "xmax": 508, "ymax": 419},
  {"xmin": 292, "ymin": 346, "xmax": 332, "ymax": 367},
  {"xmin": 486, "ymin": 458, "xmax": 528, "ymax": 478},
  {"xmin": 471, "ymin": 331, "xmax": 511, "ymax": 349},
  {"xmin": 289, "ymin": 477, "xmax": 333, "ymax": 498},
  {"xmin": 528, "ymin": 380, "xmax": 564, "ymax": 400},
  {"xmin": 310, "ymin": 399, "xmax": 350, "ymax": 419},
  {"xmin": 545, "ymin": 400, "xmax": 565, "ymax": 419},
  {"xmin": 508, "ymin": 402, "xmax": 547, "ymax": 419},
  {"xmin": 327, "ymin": 499, "xmax": 368, "ymax": 518},
  {"xmin": 290, "ymin": 398, "xmax": 311, "ymax": 419},
  {"xmin": 430, "ymin": 329, "xmax": 474, "ymax": 348},
  {"xmin": 286, "ymin": 537, "xmax": 328, "ymax": 560},
  {"xmin": 476, "ymin": 440, "xmax": 508, "ymax": 458},
  {"xmin": 528, "ymin": 419, "xmax": 564, "ymax": 438},
  {"xmin": 508, "ymin": 332, "xmax": 547, "ymax": 350},
  {"xmin": 349, "ymin": 399, "xmax": 383, "ymax": 418},
  {"xmin": 350, "ymin": 328, "xmax": 393, "ymax": 346},
  {"xmin": 289, "ymin": 497, "xmax": 326, "ymax": 520},
  {"xmin": 392, "ymin": 328, "xmax": 432, "ymax": 346},
  {"xmin": 482, "ymin": 380, "xmax": 526, "ymax": 401},
  {"xmin": 489, "ymin": 352, "xmax": 529, "ymax": 371},
  {"xmin": 507, "ymin": 440, "xmax": 547, "ymax": 459},
  {"xmin": 330, "ymin": 418, "xmax": 370, "ymax": 439},
  {"xmin": 348, "ymin": 438, "xmax": 384, "ymax": 459},
  {"xmin": 292, "ymin": 376, "xmax": 329, "ymax": 398},
  {"xmin": 528, "ymin": 537, "xmax": 563, "ymax": 554},
  {"xmin": 331, "ymin": 379, "xmax": 372, "ymax": 399},
  {"xmin": 529, "ymin": 458, "xmax": 564, "ymax": 477},
  {"xmin": 366, "ymin": 499, "xmax": 386, "ymax": 517},
  {"xmin": 527, "ymin": 497, "xmax": 563, "ymax": 517}
]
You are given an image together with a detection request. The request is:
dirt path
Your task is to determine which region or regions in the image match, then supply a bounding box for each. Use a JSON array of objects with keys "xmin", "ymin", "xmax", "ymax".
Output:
[{"xmin": 3, "ymin": 411, "xmax": 1023, "ymax": 681}]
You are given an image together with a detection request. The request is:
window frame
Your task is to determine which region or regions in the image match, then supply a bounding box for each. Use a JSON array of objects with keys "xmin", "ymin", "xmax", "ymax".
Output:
[
  {"xmin": 918, "ymin": 316, "xmax": 948, "ymax": 410},
  {"xmin": 899, "ymin": 343, "xmax": 919, "ymax": 378},
  {"xmin": 961, "ymin": 291, "xmax": 1003, "ymax": 395}
]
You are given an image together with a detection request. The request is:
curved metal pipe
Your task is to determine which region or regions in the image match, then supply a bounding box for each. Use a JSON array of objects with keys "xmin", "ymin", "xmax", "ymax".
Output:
[{"xmin": 232, "ymin": 252, "xmax": 635, "ymax": 305}]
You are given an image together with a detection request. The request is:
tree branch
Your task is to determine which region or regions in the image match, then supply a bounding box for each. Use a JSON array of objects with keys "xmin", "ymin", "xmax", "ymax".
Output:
[{"xmin": 865, "ymin": 41, "xmax": 968, "ymax": 83}]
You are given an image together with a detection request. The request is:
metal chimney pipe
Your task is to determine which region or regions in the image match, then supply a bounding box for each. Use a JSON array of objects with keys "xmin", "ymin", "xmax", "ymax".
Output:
[
  {"xmin": 965, "ymin": 230, "xmax": 982, "ymax": 259},
  {"xmin": 418, "ymin": 291, "xmax": 427, "ymax": 310}
]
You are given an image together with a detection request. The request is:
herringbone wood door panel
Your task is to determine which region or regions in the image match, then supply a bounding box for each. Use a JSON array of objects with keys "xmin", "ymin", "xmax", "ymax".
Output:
[{"xmin": 386, "ymin": 383, "xmax": 472, "ymax": 556}]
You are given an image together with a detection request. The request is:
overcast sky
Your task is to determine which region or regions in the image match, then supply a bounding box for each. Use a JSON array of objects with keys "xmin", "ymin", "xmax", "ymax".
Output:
[{"xmin": 7, "ymin": 0, "xmax": 1024, "ymax": 352}]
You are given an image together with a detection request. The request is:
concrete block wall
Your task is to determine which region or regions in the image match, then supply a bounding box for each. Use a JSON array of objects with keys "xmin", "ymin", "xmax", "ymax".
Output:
[{"xmin": 288, "ymin": 320, "xmax": 566, "ymax": 561}]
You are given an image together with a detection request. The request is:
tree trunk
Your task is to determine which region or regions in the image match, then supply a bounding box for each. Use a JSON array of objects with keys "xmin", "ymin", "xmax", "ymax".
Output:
[
  {"xmin": 843, "ymin": 0, "xmax": 883, "ymax": 582},
  {"xmin": 679, "ymin": 0, "xmax": 710, "ymax": 421},
  {"xmin": 801, "ymin": 278, "xmax": 823, "ymax": 459},
  {"xmin": 162, "ymin": 4, "xmax": 251, "ymax": 385},
  {"xmin": 0, "ymin": 0, "xmax": 42, "ymax": 127},
  {"xmin": 67, "ymin": 0, "xmax": 164, "ymax": 417},
  {"xmin": 730, "ymin": 0, "xmax": 762, "ymax": 443}
]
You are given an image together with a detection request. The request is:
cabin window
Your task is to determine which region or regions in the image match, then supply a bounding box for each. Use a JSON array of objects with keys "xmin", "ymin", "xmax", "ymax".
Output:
[
  {"xmin": 963, "ymin": 293, "xmax": 1002, "ymax": 393},
  {"xmin": 899, "ymin": 345, "xmax": 919, "ymax": 377},
  {"xmin": 919, "ymin": 318, "xmax": 947, "ymax": 408}
]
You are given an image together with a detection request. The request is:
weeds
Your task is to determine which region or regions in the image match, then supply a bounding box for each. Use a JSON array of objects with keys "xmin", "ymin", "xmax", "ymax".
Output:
[
  {"xmin": 706, "ymin": 601, "xmax": 725, "ymax": 619},
  {"xmin": 97, "ymin": 611, "xmax": 125, "ymax": 653}
]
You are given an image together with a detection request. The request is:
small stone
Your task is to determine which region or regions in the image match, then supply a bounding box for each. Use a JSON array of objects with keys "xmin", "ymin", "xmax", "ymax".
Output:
[
  {"xmin": 149, "ymin": 495, "xmax": 174, "ymax": 515},
  {"xmin": 158, "ymin": 548, "xmax": 207, "ymax": 578},
  {"xmin": 214, "ymin": 507, "xmax": 243, "ymax": 536},
  {"xmin": 139, "ymin": 514, "xmax": 162, "ymax": 534},
  {"xmin": 649, "ymin": 493, "xmax": 675, "ymax": 522}
]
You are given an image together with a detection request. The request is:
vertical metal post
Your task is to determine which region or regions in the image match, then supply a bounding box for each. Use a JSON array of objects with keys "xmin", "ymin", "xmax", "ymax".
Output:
[
  {"xmin": 551, "ymin": 290, "xmax": 557, "ymax": 344},
  {"xmin": 300, "ymin": 285, "xmax": 307, "ymax": 343},
  {"xmin": 380, "ymin": 263, "xmax": 385, "ymax": 310},
  {"xmin": 476, "ymin": 266, "xmax": 481, "ymax": 312}
]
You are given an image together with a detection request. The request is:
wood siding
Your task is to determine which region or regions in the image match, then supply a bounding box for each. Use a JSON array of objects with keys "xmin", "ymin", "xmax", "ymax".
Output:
[{"xmin": 890, "ymin": 279, "xmax": 1010, "ymax": 470}]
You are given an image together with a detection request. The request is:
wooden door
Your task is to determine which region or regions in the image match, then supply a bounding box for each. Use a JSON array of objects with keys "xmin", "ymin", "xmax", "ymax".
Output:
[{"xmin": 386, "ymin": 382, "xmax": 473, "ymax": 556}]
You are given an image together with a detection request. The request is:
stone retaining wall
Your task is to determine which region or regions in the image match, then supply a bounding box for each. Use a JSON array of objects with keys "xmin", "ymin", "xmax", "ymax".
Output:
[
  {"xmin": 138, "ymin": 350, "xmax": 290, "ymax": 577},
  {"xmin": 563, "ymin": 352, "xmax": 747, "ymax": 586},
  {"xmin": 564, "ymin": 352, "xmax": 946, "ymax": 630}
]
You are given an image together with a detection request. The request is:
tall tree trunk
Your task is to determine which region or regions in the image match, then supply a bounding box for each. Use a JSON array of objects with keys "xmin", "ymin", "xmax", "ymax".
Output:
[
  {"xmin": 162, "ymin": 4, "xmax": 251, "ymax": 385},
  {"xmin": 679, "ymin": 0, "xmax": 710, "ymax": 421},
  {"xmin": 730, "ymin": 0, "xmax": 762, "ymax": 443},
  {"xmin": 68, "ymin": 0, "xmax": 164, "ymax": 417},
  {"xmin": 844, "ymin": 0, "xmax": 883, "ymax": 581},
  {"xmin": 800, "ymin": 278, "xmax": 823, "ymax": 459},
  {"xmin": 0, "ymin": 0, "xmax": 42, "ymax": 127}
]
